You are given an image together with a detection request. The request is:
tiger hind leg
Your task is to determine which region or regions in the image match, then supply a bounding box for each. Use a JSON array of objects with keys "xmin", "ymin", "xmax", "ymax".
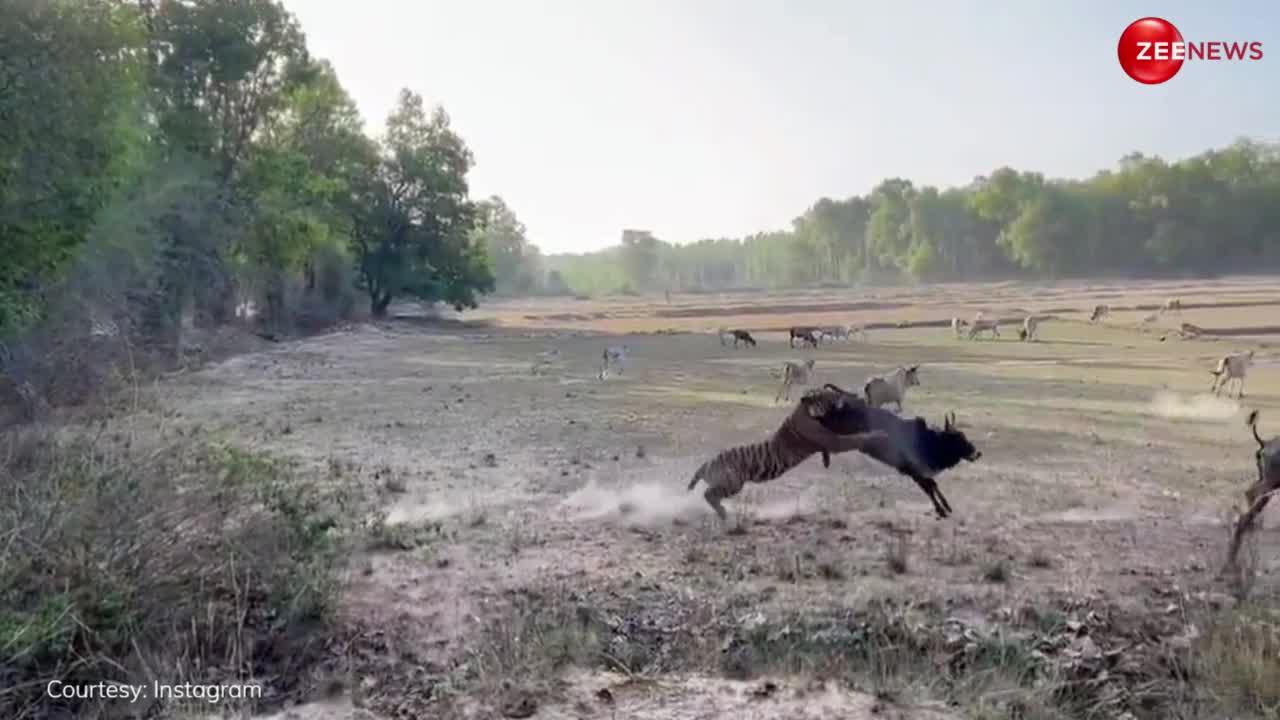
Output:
[
  {"xmin": 704, "ymin": 485, "xmax": 730, "ymax": 523},
  {"xmin": 704, "ymin": 484, "xmax": 751, "ymax": 534}
]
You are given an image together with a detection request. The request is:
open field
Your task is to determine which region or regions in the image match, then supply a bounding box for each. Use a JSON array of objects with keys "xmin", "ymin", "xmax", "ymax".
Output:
[
  {"xmin": 162, "ymin": 276, "xmax": 1280, "ymax": 719},
  {"xmin": 473, "ymin": 275, "xmax": 1280, "ymax": 341}
]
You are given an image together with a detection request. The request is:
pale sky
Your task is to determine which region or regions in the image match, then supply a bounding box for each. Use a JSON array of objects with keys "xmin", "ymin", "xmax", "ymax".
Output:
[{"xmin": 282, "ymin": 0, "xmax": 1278, "ymax": 255}]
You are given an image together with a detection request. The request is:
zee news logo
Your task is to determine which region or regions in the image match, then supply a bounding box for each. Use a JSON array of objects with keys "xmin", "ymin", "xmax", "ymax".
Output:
[{"xmin": 1118, "ymin": 17, "xmax": 1264, "ymax": 84}]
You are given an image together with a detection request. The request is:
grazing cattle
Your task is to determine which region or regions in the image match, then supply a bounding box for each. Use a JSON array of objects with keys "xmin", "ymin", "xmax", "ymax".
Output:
[
  {"xmin": 951, "ymin": 317, "xmax": 969, "ymax": 339},
  {"xmin": 1089, "ymin": 304, "xmax": 1110, "ymax": 323},
  {"xmin": 1223, "ymin": 410, "xmax": 1280, "ymax": 576},
  {"xmin": 687, "ymin": 387, "xmax": 888, "ymax": 528},
  {"xmin": 1019, "ymin": 315, "xmax": 1040, "ymax": 342},
  {"xmin": 719, "ymin": 328, "xmax": 756, "ymax": 347},
  {"xmin": 599, "ymin": 345, "xmax": 630, "ymax": 380},
  {"xmin": 967, "ymin": 317, "xmax": 1000, "ymax": 340},
  {"xmin": 819, "ymin": 326, "xmax": 850, "ymax": 343},
  {"xmin": 864, "ymin": 365, "xmax": 921, "ymax": 412},
  {"xmin": 815, "ymin": 384, "xmax": 983, "ymax": 519},
  {"xmin": 1210, "ymin": 350, "xmax": 1255, "ymax": 398},
  {"xmin": 789, "ymin": 327, "xmax": 821, "ymax": 348},
  {"xmin": 775, "ymin": 358, "xmax": 817, "ymax": 403}
]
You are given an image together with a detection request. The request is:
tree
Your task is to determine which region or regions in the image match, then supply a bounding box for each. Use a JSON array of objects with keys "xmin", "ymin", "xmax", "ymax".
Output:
[
  {"xmin": 1001, "ymin": 185, "xmax": 1077, "ymax": 275},
  {"xmin": 792, "ymin": 197, "xmax": 870, "ymax": 282},
  {"xmin": 474, "ymin": 196, "xmax": 540, "ymax": 294},
  {"xmin": 906, "ymin": 187, "xmax": 947, "ymax": 280},
  {"xmin": 349, "ymin": 90, "xmax": 493, "ymax": 316},
  {"xmin": 148, "ymin": 0, "xmax": 311, "ymax": 183},
  {"xmin": 236, "ymin": 58, "xmax": 375, "ymax": 327},
  {"xmin": 619, "ymin": 229, "xmax": 661, "ymax": 291},
  {"xmin": 544, "ymin": 269, "xmax": 571, "ymax": 296},
  {"xmin": 866, "ymin": 179, "xmax": 915, "ymax": 273},
  {"xmin": 0, "ymin": 0, "xmax": 148, "ymax": 333},
  {"xmin": 121, "ymin": 0, "xmax": 318, "ymax": 335},
  {"xmin": 786, "ymin": 233, "xmax": 821, "ymax": 284}
]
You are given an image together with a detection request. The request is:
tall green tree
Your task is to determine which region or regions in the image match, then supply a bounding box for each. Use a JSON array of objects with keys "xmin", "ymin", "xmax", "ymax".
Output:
[
  {"xmin": 237, "ymin": 58, "xmax": 375, "ymax": 326},
  {"xmin": 474, "ymin": 196, "xmax": 541, "ymax": 294},
  {"xmin": 350, "ymin": 90, "xmax": 493, "ymax": 316},
  {"xmin": 793, "ymin": 197, "xmax": 870, "ymax": 281},
  {"xmin": 866, "ymin": 179, "xmax": 915, "ymax": 273},
  {"xmin": 619, "ymin": 230, "xmax": 662, "ymax": 291},
  {"xmin": 0, "ymin": 0, "xmax": 148, "ymax": 332},
  {"xmin": 148, "ymin": 0, "xmax": 311, "ymax": 182}
]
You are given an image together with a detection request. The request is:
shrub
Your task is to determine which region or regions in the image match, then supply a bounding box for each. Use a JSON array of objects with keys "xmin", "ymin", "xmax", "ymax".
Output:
[{"xmin": 0, "ymin": 427, "xmax": 375, "ymax": 718}]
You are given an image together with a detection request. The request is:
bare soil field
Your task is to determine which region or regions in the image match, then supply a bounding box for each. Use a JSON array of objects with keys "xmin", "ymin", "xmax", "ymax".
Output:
[{"xmin": 169, "ymin": 276, "xmax": 1280, "ymax": 719}]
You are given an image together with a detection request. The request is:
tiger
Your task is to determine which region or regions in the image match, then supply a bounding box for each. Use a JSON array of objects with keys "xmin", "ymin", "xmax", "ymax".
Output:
[{"xmin": 687, "ymin": 385, "xmax": 887, "ymax": 527}]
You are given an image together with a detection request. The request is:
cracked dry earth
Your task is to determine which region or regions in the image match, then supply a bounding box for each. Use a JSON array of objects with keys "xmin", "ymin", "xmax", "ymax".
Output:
[{"xmin": 165, "ymin": 318, "xmax": 1279, "ymax": 719}]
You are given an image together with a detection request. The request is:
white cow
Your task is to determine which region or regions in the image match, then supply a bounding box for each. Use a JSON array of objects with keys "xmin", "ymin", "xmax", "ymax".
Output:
[{"xmin": 1210, "ymin": 350, "xmax": 1255, "ymax": 399}]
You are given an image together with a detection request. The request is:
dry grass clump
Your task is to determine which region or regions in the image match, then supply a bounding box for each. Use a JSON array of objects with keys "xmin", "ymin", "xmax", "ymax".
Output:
[
  {"xmin": 1190, "ymin": 605, "xmax": 1280, "ymax": 716},
  {"xmin": 0, "ymin": 425, "xmax": 376, "ymax": 719}
]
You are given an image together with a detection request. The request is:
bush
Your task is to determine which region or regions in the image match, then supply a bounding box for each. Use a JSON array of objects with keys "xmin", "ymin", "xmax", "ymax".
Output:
[
  {"xmin": 0, "ymin": 426, "xmax": 375, "ymax": 718},
  {"xmin": 289, "ymin": 245, "xmax": 361, "ymax": 332},
  {"xmin": 0, "ymin": 159, "xmax": 228, "ymax": 422}
]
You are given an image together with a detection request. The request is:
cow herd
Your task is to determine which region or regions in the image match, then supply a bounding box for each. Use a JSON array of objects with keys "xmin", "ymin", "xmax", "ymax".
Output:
[{"xmin": 524, "ymin": 293, "xmax": 1272, "ymax": 578}]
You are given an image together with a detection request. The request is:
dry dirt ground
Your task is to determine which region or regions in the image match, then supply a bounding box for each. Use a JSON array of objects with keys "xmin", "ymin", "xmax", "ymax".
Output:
[{"xmin": 171, "ymin": 276, "xmax": 1280, "ymax": 720}]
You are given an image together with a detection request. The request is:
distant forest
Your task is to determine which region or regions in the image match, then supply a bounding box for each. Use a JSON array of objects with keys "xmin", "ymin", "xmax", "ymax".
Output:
[{"xmin": 510, "ymin": 140, "xmax": 1280, "ymax": 297}]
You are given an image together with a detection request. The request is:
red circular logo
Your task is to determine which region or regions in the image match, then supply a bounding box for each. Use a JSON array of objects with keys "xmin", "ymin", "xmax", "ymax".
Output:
[{"xmin": 1118, "ymin": 17, "xmax": 1185, "ymax": 84}]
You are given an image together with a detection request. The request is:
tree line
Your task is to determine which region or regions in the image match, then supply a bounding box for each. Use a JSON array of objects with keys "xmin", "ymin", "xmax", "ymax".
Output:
[
  {"xmin": 5, "ymin": 0, "xmax": 1279, "ymax": 367},
  {"xmin": 1, "ymin": 0, "xmax": 567, "ymax": 413},
  {"xmin": 0, "ymin": 0, "xmax": 538, "ymax": 342},
  {"xmin": 544, "ymin": 140, "xmax": 1280, "ymax": 296}
]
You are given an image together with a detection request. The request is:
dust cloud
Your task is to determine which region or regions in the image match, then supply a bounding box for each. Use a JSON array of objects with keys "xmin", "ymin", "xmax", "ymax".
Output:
[
  {"xmin": 1147, "ymin": 390, "xmax": 1240, "ymax": 421},
  {"xmin": 561, "ymin": 470, "xmax": 705, "ymax": 524},
  {"xmin": 561, "ymin": 461, "xmax": 825, "ymax": 526}
]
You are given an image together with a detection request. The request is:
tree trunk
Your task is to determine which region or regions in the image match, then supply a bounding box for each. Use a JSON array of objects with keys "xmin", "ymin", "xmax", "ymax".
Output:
[
  {"xmin": 265, "ymin": 273, "xmax": 285, "ymax": 333},
  {"xmin": 371, "ymin": 292, "xmax": 392, "ymax": 317}
]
